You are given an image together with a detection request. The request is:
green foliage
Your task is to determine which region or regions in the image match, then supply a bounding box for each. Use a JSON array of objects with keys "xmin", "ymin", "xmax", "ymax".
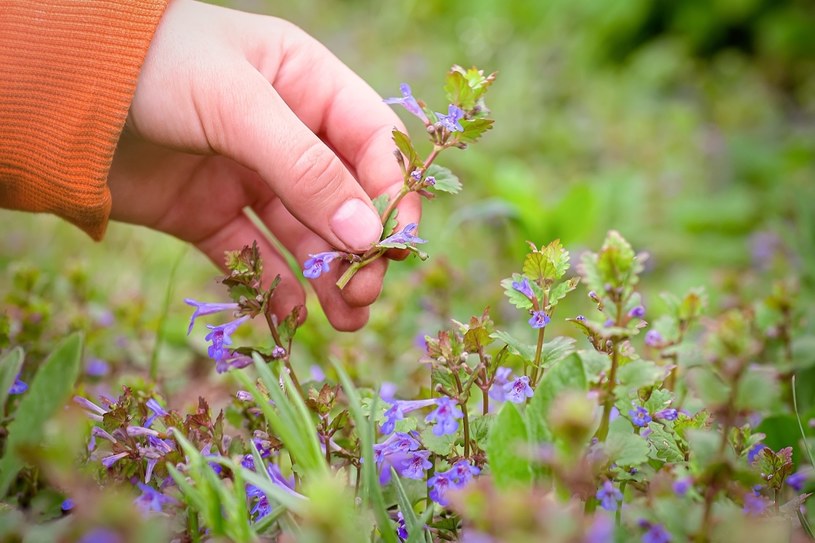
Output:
[
  {"xmin": 486, "ymin": 402, "xmax": 532, "ymax": 487},
  {"xmin": 0, "ymin": 347, "xmax": 24, "ymax": 412},
  {"xmin": 425, "ymin": 164, "xmax": 462, "ymax": 195},
  {"xmin": 0, "ymin": 333, "xmax": 82, "ymax": 497},
  {"xmin": 443, "ymin": 65, "xmax": 496, "ymax": 111}
]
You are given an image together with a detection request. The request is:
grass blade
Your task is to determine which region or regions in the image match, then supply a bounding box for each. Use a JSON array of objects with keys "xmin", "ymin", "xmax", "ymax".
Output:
[{"xmin": 0, "ymin": 347, "xmax": 24, "ymax": 412}]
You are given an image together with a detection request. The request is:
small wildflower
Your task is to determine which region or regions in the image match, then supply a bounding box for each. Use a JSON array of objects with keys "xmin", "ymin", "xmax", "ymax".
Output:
[
  {"xmin": 743, "ymin": 491, "xmax": 768, "ymax": 516},
  {"xmin": 144, "ymin": 399, "xmax": 168, "ymax": 428},
  {"xmin": 425, "ymin": 397, "xmax": 464, "ymax": 436},
  {"xmin": 379, "ymin": 382, "xmax": 398, "ymax": 402},
  {"xmin": 380, "ymin": 398, "xmax": 436, "ymax": 435},
  {"xmin": 8, "ymin": 374, "xmax": 27, "ymax": 395},
  {"xmin": 78, "ymin": 528, "xmax": 123, "ymax": 543},
  {"xmin": 101, "ymin": 452, "xmax": 129, "ymax": 468},
  {"xmin": 205, "ymin": 315, "xmax": 249, "ymax": 362},
  {"xmin": 236, "ymin": 390, "xmax": 253, "ymax": 402},
  {"xmin": 629, "ymin": 406, "xmax": 652, "ymax": 428},
  {"xmin": 271, "ymin": 345, "xmax": 287, "ymax": 359},
  {"xmin": 747, "ymin": 443, "xmax": 766, "ymax": 463},
  {"xmin": 528, "ymin": 310, "xmax": 550, "ymax": 329},
  {"xmin": 383, "ymin": 83, "xmax": 428, "ymax": 123},
  {"xmin": 511, "ymin": 277, "xmax": 535, "ymax": 299},
  {"xmin": 447, "ymin": 459, "xmax": 480, "ymax": 487},
  {"xmin": 628, "ymin": 305, "xmax": 646, "ymax": 318},
  {"xmin": 595, "ymin": 481, "xmax": 623, "ymax": 512},
  {"xmin": 503, "ymin": 375, "xmax": 534, "ymax": 404},
  {"xmin": 644, "ymin": 330, "xmax": 663, "ymax": 347},
  {"xmin": 85, "ymin": 358, "xmax": 110, "ymax": 377},
  {"xmin": 786, "ymin": 471, "xmax": 807, "ymax": 492},
  {"xmin": 183, "ymin": 298, "xmax": 239, "ymax": 335},
  {"xmin": 302, "ymin": 251, "xmax": 343, "ymax": 279},
  {"xmin": 424, "ymin": 176, "xmax": 436, "ymax": 186},
  {"xmin": 397, "ymin": 511, "xmax": 409, "ymax": 540},
  {"xmin": 639, "ymin": 520, "xmax": 671, "ymax": 543},
  {"xmin": 584, "ymin": 514, "xmax": 614, "ymax": 543},
  {"xmin": 576, "ymin": 315, "xmax": 586, "ymax": 322},
  {"xmin": 488, "ymin": 366, "xmax": 514, "ymax": 402},
  {"xmin": 309, "ymin": 365, "xmax": 325, "ymax": 382},
  {"xmin": 379, "ymin": 223, "xmax": 427, "ymax": 246},
  {"xmin": 396, "ymin": 449, "xmax": 433, "ymax": 480},
  {"xmin": 134, "ymin": 482, "xmax": 176, "ymax": 514},
  {"xmin": 673, "ymin": 478, "xmax": 692, "ymax": 496},
  {"xmin": 655, "ymin": 408, "xmax": 678, "ymax": 421},
  {"xmin": 435, "ymin": 104, "xmax": 465, "ymax": 132},
  {"xmin": 61, "ymin": 498, "xmax": 75, "ymax": 512},
  {"xmin": 428, "ymin": 471, "xmax": 453, "ymax": 505}
]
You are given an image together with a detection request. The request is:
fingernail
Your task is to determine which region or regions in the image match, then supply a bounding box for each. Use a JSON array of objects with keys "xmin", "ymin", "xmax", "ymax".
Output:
[{"xmin": 330, "ymin": 198, "xmax": 383, "ymax": 252}]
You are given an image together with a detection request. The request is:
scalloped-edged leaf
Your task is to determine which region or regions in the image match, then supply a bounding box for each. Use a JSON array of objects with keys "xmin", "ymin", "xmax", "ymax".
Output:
[
  {"xmin": 372, "ymin": 193, "xmax": 390, "ymax": 217},
  {"xmin": 459, "ymin": 118, "xmax": 494, "ymax": 143},
  {"xmin": 392, "ymin": 129, "xmax": 420, "ymax": 171},
  {"xmin": 443, "ymin": 65, "xmax": 496, "ymax": 110},
  {"xmin": 426, "ymin": 164, "xmax": 462, "ymax": 194},
  {"xmin": 548, "ymin": 277, "xmax": 579, "ymax": 308},
  {"xmin": 605, "ymin": 418, "xmax": 650, "ymax": 467},
  {"xmin": 490, "ymin": 329, "xmax": 536, "ymax": 362}
]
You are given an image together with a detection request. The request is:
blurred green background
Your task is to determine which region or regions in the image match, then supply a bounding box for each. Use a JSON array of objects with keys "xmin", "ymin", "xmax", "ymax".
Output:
[{"xmin": 2, "ymin": 0, "xmax": 814, "ymax": 394}]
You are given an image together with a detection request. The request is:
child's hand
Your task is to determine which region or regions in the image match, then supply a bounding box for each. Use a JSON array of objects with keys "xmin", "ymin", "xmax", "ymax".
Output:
[{"xmin": 108, "ymin": 0, "xmax": 420, "ymax": 331}]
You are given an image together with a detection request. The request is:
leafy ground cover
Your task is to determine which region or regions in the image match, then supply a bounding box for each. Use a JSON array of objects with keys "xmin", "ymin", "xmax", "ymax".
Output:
[{"xmin": 1, "ymin": 1, "xmax": 815, "ymax": 542}]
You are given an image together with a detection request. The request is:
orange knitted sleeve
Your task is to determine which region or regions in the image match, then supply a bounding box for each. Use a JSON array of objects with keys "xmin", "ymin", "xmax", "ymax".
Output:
[{"xmin": 0, "ymin": 0, "xmax": 169, "ymax": 240}]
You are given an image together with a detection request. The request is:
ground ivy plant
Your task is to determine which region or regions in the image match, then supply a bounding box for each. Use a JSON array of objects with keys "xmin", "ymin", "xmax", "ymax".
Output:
[{"xmin": 0, "ymin": 66, "xmax": 812, "ymax": 543}]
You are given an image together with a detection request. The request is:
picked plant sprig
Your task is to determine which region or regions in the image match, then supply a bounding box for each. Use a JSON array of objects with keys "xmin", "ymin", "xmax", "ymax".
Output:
[{"xmin": 300, "ymin": 65, "xmax": 497, "ymax": 289}]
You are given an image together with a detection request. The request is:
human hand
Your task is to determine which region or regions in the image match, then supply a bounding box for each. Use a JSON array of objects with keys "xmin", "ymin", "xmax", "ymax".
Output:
[{"xmin": 108, "ymin": 0, "xmax": 420, "ymax": 331}]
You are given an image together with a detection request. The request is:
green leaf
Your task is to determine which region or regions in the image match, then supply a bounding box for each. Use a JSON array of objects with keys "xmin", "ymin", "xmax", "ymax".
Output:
[
  {"xmin": 459, "ymin": 118, "xmax": 494, "ymax": 143},
  {"xmin": 540, "ymin": 337, "xmax": 577, "ymax": 370},
  {"xmin": 490, "ymin": 329, "xmax": 535, "ymax": 362},
  {"xmin": 605, "ymin": 418, "xmax": 650, "ymax": 467},
  {"xmin": 391, "ymin": 470, "xmax": 431, "ymax": 543},
  {"xmin": 548, "ymin": 277, "xmax": 579, "ymax": 308},
  {"xmin": 426, "ymin": 164, "xmax": 462, "ymax": 194},
  {"xmin": 615, "ymin": 360, "xmax": 664, "ymax": 393},
  {"xmin": 419, "ymin": 426, "xmax": 457, "ymax": 456},
  {"xmin": 486, "ymin": 402, "xmax": 532, "ymax": 487},
  {"xmin": 735, "ymin": 368, "xmax": 780, "ymax": 412},
  {"xmin": 443, "ymin": 65, "xmax": 495, "ymax": 110},
  {"xmin": 0, "ymin": 347, "xmax": 24, "ymax": 410},
  {"xmin": 524, "ymin": 240, "xmax": 570, "ymax": 284},
  {"xmin": 500, "ymin": 275, "xmax": 533, "ymax": 310},
  {"xmin": 372, "ymin": 193, "xmax": 390, "ymax": 217},
  {"xmin": 686, "ymin": 429, "xmax": 721, "ymax": 469},
  {"xmin": 579, "ymin": 230, "xmax": 643, "ymax": 295},
  {"xmin": 0, "ymin": 333, "xmax": 82, "ymax": 497},
  {"xmin": 526, "ymin": 353, "xmax": 586, "ymax": 444},
  {"xmin": 646, "ymin": 423, "xmax": 685, "ymax": 463},
  {"xmin": 691, "ymin": 367, "xmax": 731, "ymax": 408},
  {"xmin": 392, "ymin": 129, "xmax": 420, "ymax": 171}
]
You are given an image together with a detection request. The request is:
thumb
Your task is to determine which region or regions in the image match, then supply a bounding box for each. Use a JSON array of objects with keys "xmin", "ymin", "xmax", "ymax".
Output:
[{"xmin": 212, "ymin": 66, "xmax": 383, "ymax": 253}]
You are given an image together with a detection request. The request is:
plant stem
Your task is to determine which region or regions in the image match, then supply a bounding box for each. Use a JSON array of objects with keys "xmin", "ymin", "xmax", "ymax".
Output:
[
  {"xmin": 336, "ymin": 250, "xmax": 386, "ymax": 289},
  {"xmin": 451, "ymin": 370, "xmax": 471, "ymax": 458},
  {"xmin": 530, "ymin": 327, "xmax": 546, "ymax": 387},
  {"xmin": 595, "ymin": 343, "xmax": 619, "ymax": 442}
]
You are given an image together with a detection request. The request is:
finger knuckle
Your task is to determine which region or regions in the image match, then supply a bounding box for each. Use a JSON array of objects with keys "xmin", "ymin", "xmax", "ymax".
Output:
[{"xmin": 290, "ymin": 143, "xmax": 346, "ymax": 204}]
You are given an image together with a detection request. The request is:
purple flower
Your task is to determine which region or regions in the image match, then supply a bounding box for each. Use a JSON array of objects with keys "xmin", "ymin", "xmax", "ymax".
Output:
[
  {"xmin": 380, "ymin": 398, "xmax": 436, "ymax": 435},
  {"xmin": 379, "ymin": 223, "xmax": 427, "ymax": 247},
  {"xmin": 8, "ymin": 374, "xmax": 27, "ymax": 395},
  {"xmin": 629, "ymin": 406, "xmax": 652, "ymax": 428},
  {"xmin": 85, "ymin": 358, "xmax": 110, "ymax": 377},
  {"xmin": 743, "ymin": 491, "xmax": 768, "ymax": 516},
  {"xmin": 512, "ymin": 277, "xmax": 535, "ymax": 299},
  {"xmin": 396, "ymin": 449, "xmax": 433, "ymax": 480},
  {"xmin": 78, "ymin": 528, "xmax": 123, "ymax": 543},
  {"xmin": 747, "ymin": 443, "xmax": 765, "ymax": 463},
  {"xmin": 204, "ymin": 315, "xmax": 249, "ymax": 362},
  {"xmin": 585, "ymin": 514, "xmax": 614, "ymax": 543},
  {"xmin": 503, "ymin": 375, "xmax": 534, "ymax": 404},
  {"xmin": 374, "ymin": 432, "xmax": 423, "ymax": 484},
  {"xmin": 654, "ymin": 408, "xmax": 677, "ymax": 421},
  {"xmin": 489, "ymin": 367, "xmax": 514, "ymax": 403},
  {"xmin": 428, "ymin": 471, "xmax": 453, "ymax": 505},
  {"xmin": 644, "ymin": 330, "xmax": 663, "ymax": 347},
  {"xmin": 628, "ymin": 305, "xmax": 646, "ymax": 318},
  {"xmin": 639, "ymin": 520, "xmax": 671, "ymax": 543},
  {"xmin": 447, "ymin": 459, "xmax": 480, "ymax": 487},
  {"xmin": 435, "ymin": 104, "xmax": 465, "ymax": 132},
  {"xmin": 786, "ymin": 471, "xmax": 807, "ymax": 492},
  {"xmin": 425, "ymin": 397, "xmax": 464, "ymax": 436},
  {"xmin": 183, "ymin": 298, "xmax": 239, "ymax": 335},
  {"xmin": 61, "ymin": 498, "xmax": 75, "ymax": 512},
  {"xmin": 383, "ymin": 84, "xmax": 428, "ymax": 123},
  {"xmin": 380, "ymin": 382, "xmax": 398, "ymax": 402},
  {"xmin": 528, "ymin": 310, "xmax": 550, "ymax": 329},
  {"xmin": 236, "ymin": 390, "xmax": 253, "ymax": 402},
  {"xmin": 672, "ymin": 478, "xmax": 691, "ymax": 496},
  {"xmin": 309, "ymin": 365, "xmax": 325, "ymax": 382},
  {"xmin": 595, "ymin": 481, "xmax": 623, "ymax": 511},
  {"xmin": 101, "ymin": 452, "xmax": 129, "ymax": 468},
  {"xmin": 134, "ymin": 482, "xmax": 176, "ymax": 515},
  {"xmin": 215, "ymin": 352, "xmax": 254, "ymax": 374},
  {"xmin": 271, "ymin": 345, "xmax": 287, "ymax": 359},
  {"xmin": 397, "ymin": 511, "xmax": 409, "ymax": 540},
  {"xmin": 144, "ymin": 399, "xmax": 168, "ymax": 428},
  {"xmin": 303, "ymin": 251, "xmax": 343, "ymax": 279}
]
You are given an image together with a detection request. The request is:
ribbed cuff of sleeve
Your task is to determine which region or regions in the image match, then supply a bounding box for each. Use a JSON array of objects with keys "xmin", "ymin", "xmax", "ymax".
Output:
[{"xmin": 0, "ymin": 0, "xmax": 170, "ymax": 240}]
